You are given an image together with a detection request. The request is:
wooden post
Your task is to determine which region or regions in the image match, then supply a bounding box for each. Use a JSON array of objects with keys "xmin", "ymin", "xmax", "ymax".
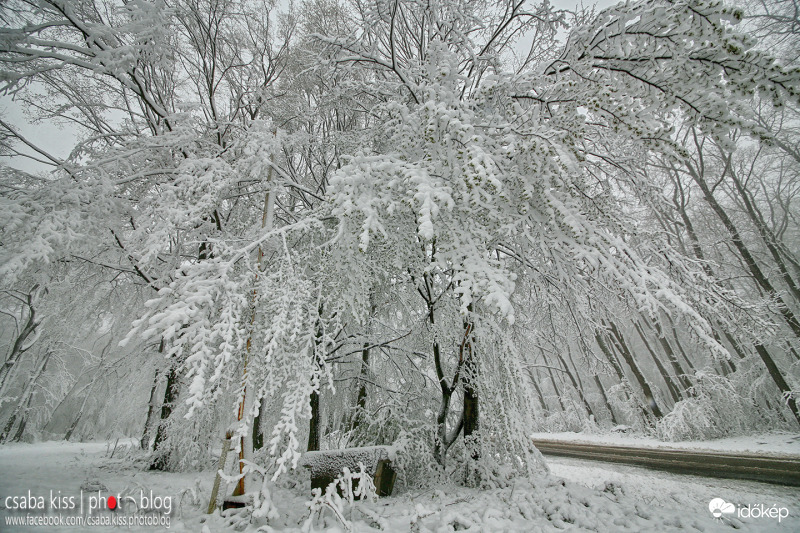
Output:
[{"xmin": 207, "ymin": 432, "xmax": 232, "ymax": 514}]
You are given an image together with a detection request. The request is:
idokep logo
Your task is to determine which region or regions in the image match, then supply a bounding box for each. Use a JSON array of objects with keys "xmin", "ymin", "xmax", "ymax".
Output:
[
  {"xmin": 708, "ymin": 498, "xmax": 735, "ymax": 518},
  {"xmin": 709, "ymin": 498, "xmax": 790, "ymax": 523}
]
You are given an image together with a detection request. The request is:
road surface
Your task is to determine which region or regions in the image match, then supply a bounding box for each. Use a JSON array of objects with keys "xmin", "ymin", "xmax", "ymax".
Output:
[{"xmin": 532, "ymin": 438, "xmax": 800, "ymax": 486}]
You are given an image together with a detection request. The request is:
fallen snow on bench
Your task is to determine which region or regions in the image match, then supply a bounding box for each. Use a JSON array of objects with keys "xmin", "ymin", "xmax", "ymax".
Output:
[{"xmin": 299, "ymin": 445, "xmax": 396, "ymax": 477}]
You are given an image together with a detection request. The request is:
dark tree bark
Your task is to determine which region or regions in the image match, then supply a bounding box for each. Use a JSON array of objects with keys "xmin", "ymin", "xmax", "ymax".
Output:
[
  {"xmin": 1, "ymin": 349, "xmax": 52, "ymax": 443},
  {"xmin": 545, "ymin": 365, "xmax": 567, "ymax": 414},
  {"xmin": 149, "ymin": 363, "xmax": 179, "ymax": 470},
  {"xmin": 671, "ymin": 166, "xmax": 800, "ymax": 421},
  {"xmin": 141, "ymin": 369, "xmax": 160, "ymax": 450},
  {"xmin": 0, "ymin": 285, "xmax": 45, "ymax": 400},
  {"xmin": 252, "ymin": 397, "xmax": 265, "ymax": 451},
  {"xmin": 649, "ymin": 320, "xmax": 692, "ymax": 392},
  {"xmin": 557, "ymin": 349, "xmax": 595, "ymax": 420},
  {"xmin": 633, "ymin": 321, "xmax": 683, "ymax": 404},
  {"xmin": 140, "ymin": 339, "xmax": 165, "ymax": 450},
  {"xmin": 754, "ymin": 344, "xmax": 800, "ymax": 426},
  {"xmin": 348, "ymin": 342, "xmax": 371, "ymax": 434},
  {"xmin": 686, "ymin": 159, "xmax": 800, "ymax": 341},
  {"xmin": 462, "ymin": 320, "xmax": 479, "ymax": 484},
  {"xmin": 605, "ymin": 321, "xmax": 664, "ymax": 419},
  {"xmin": 526, "ymin": 368, "xmax": 550, "ymax": 414},
  {"xmin": 11, "ymin": 395, "xmax": 33, "ymax": 442},
  {"xmin": 595, "ymin": 333, "xmax": 654, "ymax": 427},
  {"xmin": 663, "ymin": 315, "xmax": 696, "ymax": 374},
  {"xmin": 724, "ymin": 151, "xmax": 800, "ymax": 306},
  {"xmin": 307, "ymin": 388, "xmax": 320, "ymax": 452},
  {"xmin": 307, "ymin": 311, "xmax": 325, "ymax": 452},
  {"xmin": 593, "ymin": 374, "xmax": 620, "ymax": 425}
]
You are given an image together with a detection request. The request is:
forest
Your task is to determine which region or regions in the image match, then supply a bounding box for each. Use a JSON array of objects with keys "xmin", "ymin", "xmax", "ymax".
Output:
[{"xmin": 1, "ymin": 0, "xmax": 799, "ymax": 529}]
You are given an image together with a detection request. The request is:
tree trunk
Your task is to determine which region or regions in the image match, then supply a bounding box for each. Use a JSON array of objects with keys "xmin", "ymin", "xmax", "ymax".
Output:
[
  {"xmin": 307, "ymin": 315, "xmax": 325, "ymax": 452},
  {"xmin": 433, "ymin": 336, "xmax": 451, "ymax": 467},
  {"xmin": 593, "ymin": 374, "xmax": 619, "ymax": 425},
  {"xmin": 141, "ymin": 369, "xmax": 160, "ymax": 450},
  {"xmin": 633, "ymin": 321, "xmax": 683, "ymax": 404},
  {"xmin": 725, "ymin": 154, "xmax": 800, "ymax": 306},
  {"xmin": 556, "ymin": 351, "xmax": 595, "ymax": 419},
  {"xmin": 307, "ymin": 388, "xmax": 320, "ymax": 452},
  {"xmin": 754, "ymin": 344, "xmax": 800, "ymax": 426},
  {"xmin": 149, "ymin": 363, "xmax": 179, "ymax": 470},
  {"xmin": 253, "ymin": 397, "xmax": 265, "ymax": 451},
  {"xmin": 140, "ymin": 339, "xmax": 165, "ymax": 450},
  {"xmin": 64, "ymin": 378, "xmax": 97, "ymax": 442},
  {"xmin": 11, "ymin": 394, "xmax": 33, "ymax": 442},
  {"xmin": 349, "ymin": 342, "xmax": 370, "ymax": 434},
  {"xmin": 687, "ymin": 161, "xmax": 800, "ymax": 340},
  {"xmin": 605, "ymin": 321, "xmax": 664, "ymax": 419},
  {"xmin": 529, "ymin": 370, "xmax": 549, "ymax": 413},
  {"xmin": 0, "ymin": 285, "xmax": 44, "ymax": 401},
  {"xmin": 595, "ymin": 332, "xmax": 654, "ymax": 427},
  {"xmin": 462, "ymin": 320, "xmax": 479, "ymax": 484},
  {"xmin": 649, "ymin": 319, "xmax": 692, "ymax": 392},
  {"xmin": 1, "ymin": 349, "xmax": 52, "ymax": 443},
  {"xmin": 663, "ymin": 315, "xmax": 696, "ymax": 374},
  {"xmin": 546, "ymin": 365, "xmax": 567, "ymax": 414}
]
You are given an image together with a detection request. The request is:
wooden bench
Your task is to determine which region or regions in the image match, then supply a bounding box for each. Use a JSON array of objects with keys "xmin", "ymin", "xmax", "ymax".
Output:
[{"xmin": 300, "ymin": 446, "xmax": 397, "ymax": 497}]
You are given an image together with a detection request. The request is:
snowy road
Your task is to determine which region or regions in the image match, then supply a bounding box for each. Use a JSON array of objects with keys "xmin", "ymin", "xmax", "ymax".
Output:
[{"xmin": 532, "ymin": 439, "xmax": 800, "ymax": 486}]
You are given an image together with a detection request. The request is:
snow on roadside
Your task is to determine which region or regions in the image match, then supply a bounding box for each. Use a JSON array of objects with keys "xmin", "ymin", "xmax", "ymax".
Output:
[
  {"xmin": 547, "ymin": 456, "xmax": 799, "ymax": 532},
  {"xmin": 0, "ymin": 439, "xmax": 796, "ymax": 532},
  {"xmin": 530, "ymin": 431, "xmax": 800, "ymax": 457}
]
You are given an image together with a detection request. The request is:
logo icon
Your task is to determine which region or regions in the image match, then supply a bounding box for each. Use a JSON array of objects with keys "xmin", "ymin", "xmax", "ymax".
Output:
[{"xmin": 709, "ymin": 498, "xmax": 736, "ymax": 518}]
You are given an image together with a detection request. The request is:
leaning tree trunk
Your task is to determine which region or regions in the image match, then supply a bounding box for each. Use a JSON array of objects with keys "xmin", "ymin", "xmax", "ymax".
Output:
[
  {"xmin": 0, "ymin": 285, "xmax": 44, "ymax": 401},
  {"xmin": 675, "ymin": 165, "xmax": 798, "ymax": 420},
  {"xmin": 593, "ymin": 374, "xmax": 620, "ymax": 425},
  {"xmin": 64, "ymin": 374, "xmax": 99, "ymax": 442},
  {"xmin": 633, "ymin": 321, "xmax": 684, "ymax": 404},
  {"xmin": 528, "ymin": 370, "xmax": 549, "ymax": 413},
  {"xmin": 140, "ymin": 370, "xmax": 160, "ymax": 450},
  {"xmin": 557, "ymin": 349, "xmax": 595, "ymax": 420},
  {"xmin": 725, "ymin": 154, "xmax": 800, "ymax": 307},
  {"xmin": 687, "ymin": 160, "xmax": 800, "ymax": 341},
  {"xmin": 595, "ymin": 332, "xmax": 650, "ymax": 425},
  {"xmin": 1, "ymin": 349, "xmax": 52, "ymax": 443},
  {"xmin": 754, "ymin": 344, "xmax": 800, "ymax": 426},
  {"xmin": 607, "ymin": 321, "xmax": 664, "ymax": 418},
  {"xmin": 648, "ymin": 320, "xmax": 692, "ymax": 392},
  {"xmin": 11, "ymin": 395, "xmax": 34, "ymax": 442},
  {"xmin": 603, "ymin": 321, "xmax": 664, "ymax": 420}
]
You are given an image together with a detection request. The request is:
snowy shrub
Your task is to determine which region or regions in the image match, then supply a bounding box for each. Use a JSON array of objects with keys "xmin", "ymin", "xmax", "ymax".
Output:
[
  {"xmin": 391, "ymin": 427, "xmax": 447, "ymax": 490},
  {"xmin": 656, "ymin": 397, "xmax": 719, "ymax": 441},
  {"xmin": 303, "ymin": 463, "xmax": 377, "ymax": 533},
  {"xmin": 656, "ymin": 364, "xmax": 795, "ymax": 441}
]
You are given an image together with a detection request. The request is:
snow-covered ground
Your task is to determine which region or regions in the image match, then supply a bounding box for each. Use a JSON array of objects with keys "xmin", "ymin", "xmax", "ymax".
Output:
[
  {"xmin": 0, "ymin": 437, "xmax": 798, "ymax": 532},
  {"xmin": 531, "ymin": 431, "xmax": 800, "ymax": 457}
]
